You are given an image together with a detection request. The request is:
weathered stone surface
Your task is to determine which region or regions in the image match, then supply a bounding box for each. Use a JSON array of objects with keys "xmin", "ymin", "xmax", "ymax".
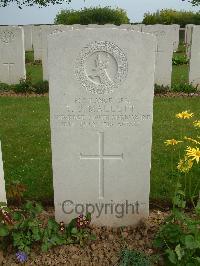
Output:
[
  {"xmin": 172, "ymin": 24, "xmax": 180, "ymax": 51},
  {"xmin": 42, "ymin": 25, "xmax": 72, "ymax": 81},
  {"xmin": 185, "ymin": 24, "xmax": 194, "ymax": 59},
  {"xmin": 189, "ymin": 26, "xmax": 200, "ymax": 88},
  {"xmin": 0, "ymin": 26, "xmax": 26, "ymax": 84},
  {"xmin": 33, "ymin": 25, "xmax": 43, "ymax": 61},
  {"xmin": 48, "ymin": 28, "xmax": 156, "ymax": 226},
  {"xmin": 142, "ymin": 24, "xmax": 174, "ymax": 87},
  {"xmin": 0, "ymin": 141, "xmax": 6, "ymax": 203},
  {"xmin": 23, "ymin": 25, "xmax": 33, "ymax": 51}
]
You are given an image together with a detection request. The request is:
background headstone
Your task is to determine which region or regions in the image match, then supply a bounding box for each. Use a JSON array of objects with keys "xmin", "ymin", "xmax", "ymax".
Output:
[
  {"xmin": 172, "ymin": 24, "xmax": 180, "ymax": 51},
  {"xmin": 185, "ymin": 24, "xmax": 194, "ymax": 59},
  {"xmin": 142, "ymin": 24, "xmax": 174, "ymax": 87},
  {"xmin": 189, "ymin": 26, "xmax": 200, "ymax": 88},
  {"xmin": 0, "ymin": 26, "xmax": 26, "ymax": 84},
  {"xmin": 48, "ymin": 28, "xmax": 156, "ymax": 226},
  {"xmin": 33, "ymin": 25, "xmax": 43, "ymax": 61},
  {"xmin": 0, "ymin": 141, "xmax": 7, "ymax": 203},
  {"xmin": 23, "ymin": 25, "xmax": 33, "ymax": 51}
]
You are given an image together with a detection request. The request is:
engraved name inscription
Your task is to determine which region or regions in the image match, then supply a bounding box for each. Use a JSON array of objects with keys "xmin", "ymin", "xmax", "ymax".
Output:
[{"xmin": 54, "ymin": 97, "xmax": 152, "ymax": 128}]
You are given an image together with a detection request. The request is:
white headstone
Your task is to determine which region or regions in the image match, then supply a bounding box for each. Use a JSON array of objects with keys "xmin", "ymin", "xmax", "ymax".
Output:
[
  {"xmin": 42, "ymin": 25, "xmax": 73, "ymax": 81},
  {"xmin": 142, "ymin": 25, "xmax": 174, "ymax": 87},
  {"xmin": 48, "ymin": 28, "xmax": 156, "ymax": 227},
  {"xmin": 172, "ymin": 24, "xmax": 180, "ymax": 51},
  {"xmin": 33, "ymin": 25, "xmax": 43, "ymax": 61},
  {"xmin": 119, "ymin": 24, "xmax": 143, "ymax": 32},
  {"xmin": 0, "ymin": 26, "xmax": 26, "ymax": 84},
  {"xmin": 23, "ymin": 25, "xmax": 33, "ymax": 51},
  {"xmin": 185, "ymin": 24, "xmax": 194, "ymax": 59},
  {"xmin": 0, "ymin": 141, "xmax": 7, "ymax": 203},
  {"xmin": 185, "ymin": 24, "xmax": 194, "ymax": 44},
  {"xmin": 189, "ymin": 26, "xmax": 200, "ymax": 88}
]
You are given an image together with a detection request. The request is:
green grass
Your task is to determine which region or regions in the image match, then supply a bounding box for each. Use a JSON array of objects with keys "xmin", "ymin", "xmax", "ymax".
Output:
[
  {"xmin": 26, "ymin": 64, "xmax": 43, "ymax": 85},
  {"xmin": 0, "ymin": 96, "xmax": 199, "ymax": 202},
  {"xmin": 172, "ymin": 43, "xmax": 189, "ymax": 86},
  {"xmin": 172, "ymin": 64, "xmax": 189, "ymax": 86},
  {"xmin": 25, "ymin": 51, "xmax": 43, "ymax": 85},
  {"xmin": 0, "ymin": 97, "xmax": 52, "ymax": 201}
]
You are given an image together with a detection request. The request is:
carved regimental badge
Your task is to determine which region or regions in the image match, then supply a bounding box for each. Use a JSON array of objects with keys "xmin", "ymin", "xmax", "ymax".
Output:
[
  {"xmin": 75, "ymin": 41, "xmax": 128, "ymax": 94},
  {"xmin": 0, "ymin": 31, "xmax": 15, "ymax": 43}
]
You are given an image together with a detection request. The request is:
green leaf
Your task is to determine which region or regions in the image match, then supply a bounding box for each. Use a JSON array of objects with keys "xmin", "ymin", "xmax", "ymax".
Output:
[
  {"xmin": 12, "ymin": 211, "xmax": 23, "ymax": 221},
  {"xmin": 0, "ymin": 224, "xmax": 9, "ymax": 237},
  {"xmin": 185, "ymin": 235, "xmax": 198, "ymax": 249},
  {"xmin": 166, "ymin": 249, "xmax": 177, "ymax": 264},
  {"xmin": 195, "ymin": 257, "xmax": 200, "ymax": 263},
  {"xmin": 175, "ymin": 244, "xmax": 184, "ymax": 261},
  {"xmin": 71, "ymin": 227, "xmax": 78, "ymax": 234}
]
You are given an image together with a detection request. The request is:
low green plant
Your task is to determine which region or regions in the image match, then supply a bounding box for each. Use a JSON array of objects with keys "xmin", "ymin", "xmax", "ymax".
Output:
[
  {"xmin": 119, "ymin": 249, "xmax": 150, "ymax": 266},
  {"xmin": 154, "ymin": 84, "xmax": 170, "ymax": 94},
  {"xmin": 154, "ymin": 186, "xmax": 200, "ymax": 265},
  {"xmin": 33, "ymin": 80, "xmax": 49, "ymax": 94},
  {"xmin": 0, "ymin": 201, "xmax": 95, "ymax": 261},
  {"xmin": 0, "ymin": 82, "xmax": 13, "ymax": 92},
  {"xmin": 172, "ymin": 82, "xmax": 198, "ymax": 93},
  {"xmin": 13, "ymin": 78, "xmax": 33, "ymax": 94},
  {"xmin": 173, "ymin": 55, "xmax": 189, "ymax": 66}
]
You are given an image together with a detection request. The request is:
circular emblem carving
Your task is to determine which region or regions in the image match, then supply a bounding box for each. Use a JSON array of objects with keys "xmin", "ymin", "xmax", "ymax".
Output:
[
  {"xmin": 0, "ymin": 31, "xmax": 15, "ymax": 43},
  {"xmin": 75, "ymin": 41, "xmax": 128, "ymax": 94}
]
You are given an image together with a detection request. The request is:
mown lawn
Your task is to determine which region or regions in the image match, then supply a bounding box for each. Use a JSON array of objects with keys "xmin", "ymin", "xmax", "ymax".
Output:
[{"xmin": 0, "ymin": 96, "xmax": 199, "ymax": 202}]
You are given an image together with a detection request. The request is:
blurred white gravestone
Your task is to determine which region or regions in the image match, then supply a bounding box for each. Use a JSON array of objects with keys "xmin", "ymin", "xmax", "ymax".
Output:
[
  {"xmin": 0, "ymin": 141, "xmax": 7, "ymax": 203},
  {"xmin": 142, "ymin": 25, "xmax": 174, "ymax": 87},
  {"xmin": 33, "ymin": 25, "xmax": 43, "ymax": 61},
  {"xmin": 48, "ymin": 28, "xmax": 156, "ymax": 227},
  {"xmin": 0, "ymin": 26, "xmax": 26, "ymax": 84},
  {"xmin": 42, "ymin": 25, "xmax": 72, "ymax": 81},
  {"xmin": 185, "ymin": 24, "xmax": 194, "ymax": 59},
  {"xmin": 172, "ymin": 24, "xmax": 180, "ymax": 51},
  {"xmin": 23, "ymin": 25, "xmax": 33, "ymax": 51},
  {"xmin": 189, "ymin": 26, "xmax": 200, "ymax": 88}
]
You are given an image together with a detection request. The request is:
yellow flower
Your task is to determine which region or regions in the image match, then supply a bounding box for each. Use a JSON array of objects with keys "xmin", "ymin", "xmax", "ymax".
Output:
[
  {"xmin": 186, "ymin": 146, "xmax": 200, "ymax": 163},
  {"xmin": 177, "ymin": 158, "xmax": 194, "ymax": 173},
  {"xmin": 184, "ymin": 136, "xmax": 200, "ymax": 145},
  {"xmin": 176, "ymin": 110, "xmax": 194, "ymax": 119},
  {"xmin": 194, "ymin": 120, "xmax": 200, "ymax": 128},
  {"xmin": 164, "ymin": 139, "xmax": 183, "ymax": 146}
]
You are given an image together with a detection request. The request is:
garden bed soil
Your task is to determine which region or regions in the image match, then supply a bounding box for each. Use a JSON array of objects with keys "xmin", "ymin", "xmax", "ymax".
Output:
[{"xmin": 1, "ymin": 209, "xmax": 169, "ymax": 266}]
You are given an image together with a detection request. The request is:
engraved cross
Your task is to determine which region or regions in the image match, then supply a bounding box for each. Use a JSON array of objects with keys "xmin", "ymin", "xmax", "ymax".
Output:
[
  {"xmin": 80, "ymin": 132, "xmax": 123, "ymax": 199},
  {"xmin": 3, "ymin": 63, "xmax": 14, "ymax": 84}
]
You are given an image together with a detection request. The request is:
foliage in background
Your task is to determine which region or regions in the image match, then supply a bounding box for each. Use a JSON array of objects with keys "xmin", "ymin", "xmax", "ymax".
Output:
[
  {"xmin": 0, "ymin": 78, "xmax": 48, "ymax": 94},
  {"xmin": 172, "ymin": 82, "xmax": 198, "ymax": 93},
  {"xmin": 54, "ymin": 7, "xmax": 130, "ymax": 25},
  {"xmin": 143, "ymin": 9, "xmax": 200, "ymax": 27}
]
